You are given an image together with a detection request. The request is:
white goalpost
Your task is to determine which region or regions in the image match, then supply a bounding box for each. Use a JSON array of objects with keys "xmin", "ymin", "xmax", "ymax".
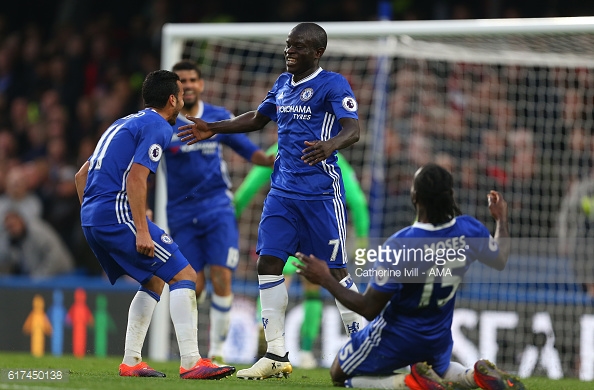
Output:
[{"xmin": 155, "ymin": 17, "xmax": 594, "ymax": 378}]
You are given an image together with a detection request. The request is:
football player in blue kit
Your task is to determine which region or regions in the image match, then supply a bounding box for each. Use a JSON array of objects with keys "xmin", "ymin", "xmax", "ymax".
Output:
[
  {"xmin": 165, "ymin": 60, "xmax": 274, "ymax": 365},
  {"xmin": 295, "ymin": 163, "xmax": 525, "ymax": 390},
  {"xmin": 74, "ymin": 70, "xmax": 235, "ymax": 380},
  {"xmin": 176, "ymin": 22, "xmax": 363, "ymax": 379}
]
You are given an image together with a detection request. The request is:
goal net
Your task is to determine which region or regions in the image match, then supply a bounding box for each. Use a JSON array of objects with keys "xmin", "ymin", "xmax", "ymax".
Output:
[{"xmin": 158, "ymin": 18, "xmax": 594, "ymax": 379}]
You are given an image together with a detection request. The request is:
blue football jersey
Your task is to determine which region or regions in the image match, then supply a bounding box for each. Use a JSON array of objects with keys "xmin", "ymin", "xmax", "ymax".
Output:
[
  {"xmin": 257, "ymin": 68, "xmax": 358, "ymax": 200},
  {"xmin": 165, "ymin": 101, "xmax": 259, "ymax": 227},
  {"xmin": 370, "ymin": 216, "xmax": 498, "ymax": 341},
  {"xmin": 81, "ymin": 109, "xmax": 172, "ymax": 226}
]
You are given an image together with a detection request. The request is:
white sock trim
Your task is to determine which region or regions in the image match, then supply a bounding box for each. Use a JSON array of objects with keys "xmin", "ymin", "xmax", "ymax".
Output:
[
  {"xmin": 258, "ymin": 274, "xmax": 284, "ymax": 287},
  {"xmin": 211, "ymin": 293, "xmax": 233, "ymax": 309}
]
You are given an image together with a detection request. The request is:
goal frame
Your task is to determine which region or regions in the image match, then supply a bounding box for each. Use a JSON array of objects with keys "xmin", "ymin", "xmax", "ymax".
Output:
[
  {"xmin": 158, "ymin": 16, "xmax": 594, "ymax": 229},
  {"xmin": 153, "ymin": 17, "xmax": 594, "ymax": 374},
  {"xmin": 161, "ymin": 17, "xmax": 594, "ymax": 69}
]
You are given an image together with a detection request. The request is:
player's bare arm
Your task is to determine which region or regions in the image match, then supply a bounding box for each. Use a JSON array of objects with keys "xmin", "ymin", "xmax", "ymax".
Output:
[
  {"xmin": 295, "ymin": 252, "xmax": 391, "ymax": 320},
  {"xmin": 480, "ymin": 190, "xmax": 510, "ymax": 271},
  {"xmin": 127, "ymin": 163, "xmax": 154, "ymax": 258},
  {"xmin": 74, "ymin": 160, "xmax": 90, "ymax": 205},
  {"xmin": 301, "ymin": 117, "xmax": 360, "ymax": 165},
  {"xmin": 251, "ymin": 150, "xmax": 276, "ymax": 167},
  {"xmin": 178, "ymin": 110, "xmax": 271, "ymax": 145}
]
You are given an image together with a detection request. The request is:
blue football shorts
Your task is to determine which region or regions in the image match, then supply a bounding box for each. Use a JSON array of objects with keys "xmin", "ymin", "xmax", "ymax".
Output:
[
  {"xmin": 169, "ymin": 206, "xmax": 239, "ymax": 273},
  {"xmin": 256, "ymin": 193, "xmax": 348, "ymax": 268},
  {"xmin": 337, "ymin": 317, "xmax": 453, "ymax": 377},
  {"xmin": 83, "ymin": 218, "xmax": 188, "ymax": 285}
]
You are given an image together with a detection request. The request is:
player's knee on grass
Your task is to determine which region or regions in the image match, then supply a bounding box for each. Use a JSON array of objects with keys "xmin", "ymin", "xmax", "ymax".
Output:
[{"xmin": 330, "ymin": 357, "xmax": 348, "ymax": 386}]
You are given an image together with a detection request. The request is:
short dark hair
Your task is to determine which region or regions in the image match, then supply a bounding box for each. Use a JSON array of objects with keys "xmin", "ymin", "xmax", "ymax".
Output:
[
  {"xmin": 413, "ymin": 163, "xmax": 462, "ymax": 225},
  {"xmin": 172, "ymin": 59, "xmax": 202, "ymax": 78},
  {"xmin": 293, "ymin": 22, "xmax": 327, "ymax": 50},
  {"xmin": 142, "ymin": 70, "xmax": 180, "ymax": 109}
]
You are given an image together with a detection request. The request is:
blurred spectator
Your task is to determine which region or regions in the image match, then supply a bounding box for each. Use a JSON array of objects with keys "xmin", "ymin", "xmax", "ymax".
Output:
[
  {"xmin": 566, "ymin": 126, "xmax": 594, "ymax": 185},
  {"xmin": 434, "ymin": 109, "xmax": 470, "ymax": 158},
  {"xmin": 0, "ymin": 164, "xmax": 43, "ymax": 223},
  {"xmin": 0, "ymin": 128, "xmax": 18, "ymax": 165},
  {"xmin": 76, "ymin": 135, "xmax": 96, "ymax": 167},
  {"xmin": 83, "ymin": 31, "xmax": 111, "ymax": 98},
  {"xmin": 8, "ymin": 97, "xmax": 33, "ymax": 155},
  {"xmin": 0, "ymin": 38, "xmax": 18, "ymax": 112},
  {"xmin": 44, "ymin": 102, "xmax": 70, "ymax": 141},
  {"xmin": 40, "ymin": 136, "xmax": 79, "ymax": 252},
  {"xmin": 507, "ymin": 127, "xmax": 543, "ymax": 237},
  {"xmin": 95, "ymin": 74, "xmax": 136, "ymax": 132},
  {"xmin": 561, "ymin": 88, "xmax": 584, "ymax": 129},
  {"xmin": 455, "ymin": 158, "xmax": 497, "ymax": 224},
  {"xmin": 558, "ymin": 88, "xmax": 593, "ymax": 184},
  {"xmin": 435, "ymin": 151, "xmax": 455, "ymax": 173},
  {"xmin": 407, "ymin": 132, "xmax": 433, "ymax": 167},
  {"xmin": 557, "ymin": 171, "xmax": 594, "ymax": 296},
  {"xmin": 0, "ymin": 209, "xmax": 74, "ymax": 278},
  {"xmin": 475, "ymin": 129, "xmax": 508, "ymax": 188},
  {"xmin": 21, "ymin": 123, "xmax": 47, "ymax": 162},
  {"xmin": 383, "ymin": 129, "xmax": 415, "ymax": 236},
  {"xmin": 491, "ymin": 100, "xmax": 515, "ymax": 133},
  {"xmin": 71, "ymin": 96, "xmax": 99, "ymax": 142}
]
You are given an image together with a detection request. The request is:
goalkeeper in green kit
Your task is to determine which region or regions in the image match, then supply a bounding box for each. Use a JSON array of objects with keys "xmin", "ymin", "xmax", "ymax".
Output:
[{"xmin": 234, "ymin": 143, "xmax": 369, "ymax": 369}]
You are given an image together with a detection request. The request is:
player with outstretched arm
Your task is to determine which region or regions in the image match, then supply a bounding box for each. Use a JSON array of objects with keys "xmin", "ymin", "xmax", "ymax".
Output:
[
  {"xmin": 295, "ymin": 163, "xmax": 525, "ymax": 390},
  {"xmin": 176, "ymin": 22, "xmax": 363, "ymax": 379},
  {"xmin": 165, "ymin": 60, "xmax": 274, "ymax": 365}
]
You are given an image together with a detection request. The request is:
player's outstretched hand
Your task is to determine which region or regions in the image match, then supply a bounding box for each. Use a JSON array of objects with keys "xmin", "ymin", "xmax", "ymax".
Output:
[
  {"xmin": 176, "ymin": 115, "xmax": 215, "ymax": 145},
  {"xmin": 301, "ymin": 140, "xmax": 335, "ymax": 165},
  {"xmin": 294, "ymin": 252, "xmax": 332, "ymax": 286},
  {"xmin": 487, "ymin": 190, "xmax": 508, "ymax": 222}
]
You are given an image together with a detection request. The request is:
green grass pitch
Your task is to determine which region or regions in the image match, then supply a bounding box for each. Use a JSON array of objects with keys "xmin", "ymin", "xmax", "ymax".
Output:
[{"xmin": 0, "ymin": 352, "xmax": 589, "ymax": 389}]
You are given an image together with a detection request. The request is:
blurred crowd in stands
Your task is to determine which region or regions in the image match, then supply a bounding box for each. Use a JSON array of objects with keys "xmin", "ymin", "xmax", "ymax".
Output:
[
  {"xmin": 0, "ymin": 0, "xmax": 593, "ymax": 278},
  {"xmin": 378, "ymin": 62, "xmax": 594, "ymax": 240}
]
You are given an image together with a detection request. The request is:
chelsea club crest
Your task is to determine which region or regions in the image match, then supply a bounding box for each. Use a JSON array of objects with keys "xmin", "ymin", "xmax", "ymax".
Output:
[
  {"xmin": 300, "ymin": 88, "xmax": 314, "ymax": 101},
  {"xmin": 161, "ymin": 233, "xmax": 173, "ymax": 244}
]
